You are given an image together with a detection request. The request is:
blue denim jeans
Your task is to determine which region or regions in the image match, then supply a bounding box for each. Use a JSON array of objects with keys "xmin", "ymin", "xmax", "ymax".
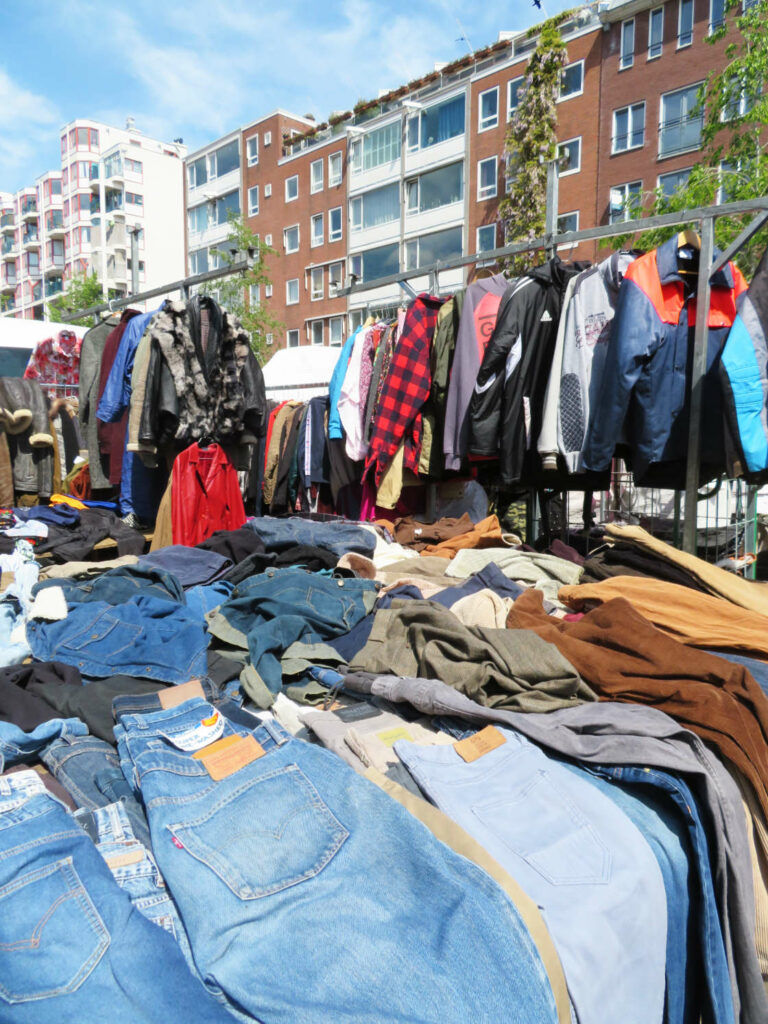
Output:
[
  {"xmin": 561, "ymin": 762, "xmax": 695, "ymax": 1024},
  {"xmin": 0, "ymin": 717, "xmax": 87, "ymax": 773},
  {"xmin": 27, "ymin": 595, "xmax": 209, "ymax": 682},
  {"xmin": 246, "ymin": 516, "xmax": 376, "ymax": 557},
  {"xmin": 41, "ymin": 734, "xmax": 152, "ymax": 851},
  {"xmin": 112, "ymin": 681, "xmax": 257, "ymax": 734},
  {"xmin": 0, "ymin": 598, "xmax": 31, "ymax": 668},
  {"xmin": 592, "ymin": 764, "xmax": 734, "ymax": 1024},
  {"xmin": 33, "ymin": 564, "xmax": 185, "ymax": 607},
  {"xmin": 115, "ymin": 699, "xmax": 560, "ymax": 1023},
  {"xmin": 209, "ymin": 567, "xmax": 377, "ymax": 695},
  {"xmin": 75, "ymin": 800, "xmax": 195, "ymax": 972},
  {"xmin": 395, "ymin": 726, "xmax": 668, "ymax": 1024},
  {"xmin": 0, "ymin": 771, "xmax": 233, "ymax": 1022}
]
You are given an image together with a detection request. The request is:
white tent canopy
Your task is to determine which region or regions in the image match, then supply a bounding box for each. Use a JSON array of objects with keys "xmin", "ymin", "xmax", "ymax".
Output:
[
  {"xmin": 0, "ymin": 318, "xmax": 88, "ymax": 377},
  {"xmin": 261, "ymin": 346, "xmax": 340, "ymax": 402}
]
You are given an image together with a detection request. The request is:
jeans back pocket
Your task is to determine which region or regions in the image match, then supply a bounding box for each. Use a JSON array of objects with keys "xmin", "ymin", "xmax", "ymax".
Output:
[
  {"xmin": 472, "ymin": 769, "xmax": 612, "ymax": 886},
  {"xmin": 0, "ymin": 858, "xmax": 109, "ymax": 1004},
  {"xmin": 168, "ymin": 764, "xmax": 348, "ymax": 900}
]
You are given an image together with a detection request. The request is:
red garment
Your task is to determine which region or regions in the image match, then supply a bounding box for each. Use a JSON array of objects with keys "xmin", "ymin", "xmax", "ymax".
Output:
[
  {"xmin": 24, "ymin": 330, "xmax": 82, "ymax": 400},
  {"xmin": 171, "ymin": 443, "xmax": 246, "ymax": 545},
  {"xmin": 366, "ymin": 294, "xmax": 444, "ymax": 486}
]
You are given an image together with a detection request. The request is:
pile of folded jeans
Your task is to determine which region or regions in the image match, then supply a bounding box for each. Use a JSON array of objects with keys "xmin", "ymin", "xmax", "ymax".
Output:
[{"xmin": 1, "ymin": 514, "xmax": 767, "ymax": 1023}]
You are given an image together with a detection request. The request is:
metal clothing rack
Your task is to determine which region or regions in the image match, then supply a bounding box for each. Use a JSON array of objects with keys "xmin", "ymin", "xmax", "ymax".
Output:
[
  {"xmin": 56, "ymin": 249, "xmax": 259, "ymax": 324},
  {"xmin": 338, "ymin": 186, "xmax": 768, "ymax": 556}
]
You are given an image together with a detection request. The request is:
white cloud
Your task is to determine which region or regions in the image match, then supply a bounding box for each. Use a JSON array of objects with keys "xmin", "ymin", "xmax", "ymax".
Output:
[{"xmin": 0, "ymin": 68, "xmax": 60, "ymax": 189}]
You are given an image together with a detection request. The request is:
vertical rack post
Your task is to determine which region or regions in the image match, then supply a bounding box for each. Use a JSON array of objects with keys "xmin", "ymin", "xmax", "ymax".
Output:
[
  {"xmin": 544, "ymin": 158, "xmax": 559, "ymax": 260},
  {"xmin": 129, "ymin": 228, "xmax": 140, "ymax": 296},
  {"xmin": 682, "ymin": 215, "xmax": 716, "ymax": 553}
]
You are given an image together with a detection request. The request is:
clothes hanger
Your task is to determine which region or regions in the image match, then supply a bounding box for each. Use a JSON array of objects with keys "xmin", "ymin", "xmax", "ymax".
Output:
[{"xmin": 677, "ymin": 229, "xmax": 701, "ymax": 250}]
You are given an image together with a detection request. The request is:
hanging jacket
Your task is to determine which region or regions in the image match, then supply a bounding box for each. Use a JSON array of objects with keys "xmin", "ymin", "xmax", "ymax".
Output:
[
  {"xmin": 720, "ymin": 246, "xmax": 768, "ymax": 481},
  {"xmin": 468, "ymin": 258, "xmax": 589, "ymax": 486},
  {"xmin": 538, "ymin": 252, "xmax": 637, "ymax": 473},
  {"xmin": 78, "ymin": 316, "xmax": 120, "ymax": 490},
  {"xmin": 583, "ymin": 236, "xmax": 747, "ymax": 486},
  {"xmin": 443, "ymin": 274, "xmax": 509, "ymax": 471},
  {"xmin": 139, "ymin": 296, "xmax": 267, "ymax": 448}
]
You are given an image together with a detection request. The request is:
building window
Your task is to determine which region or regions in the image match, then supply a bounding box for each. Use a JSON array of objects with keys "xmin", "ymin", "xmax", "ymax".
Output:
[
  {"xmin": 406, "ymin": 94, "xmax": 465, "ymax": 152},
  {"xmin": 678, "ymin": 0, "xmax": 694, "ymax": 46},
  {"xmin": 210, "ymin": 139, "xmax": 239, "ymax": 179},
  {"xmin": 285, "ymin": 175, "xmax": 299, "ymax": 202},
  {"xmin": 620, "ymin": 18, "xmax": 635, "ymax": 69},
  {"xmin": 406, "ymin": 161, "xmax": 463, "ymax": 213},
  {"xmin": 609, "ymin": 181, "xmax": 643, "ymax": 222},
  {"xmin": 188, "ymin": 156, "xmax": 207, "ymax": 189},
  {"xmin": 329, "ymin": 316, "xmax": 344, "ymax": 346},
  {"xmin": 558, "ymin": 137, "xmax": 581, "ymax": 175},
  {"xmin": 612, "ymin": 102, "xmax": 645, "ymax": 153},
  {"xmin": 559, "ymin": 61, "xmax": 584, "ymax": 100},
  {"xmin": 187, "ymin": 204, "xmax": 208, "ymax": 235},
  {"xmin": 264, "ymin": 131, "xmax": 272, "ymax": 146},
  {"xmin": 247, "ymin": 186, "xmax": 259, "ymax": 217},
  {"xmin": 478, "ymin": 87, "xmax": 499, "ymax": 131},
  {"xmin": 266, "ymin": 333, "xmax": 274, "ymax": 347},
  {"xmin": 722, "ymin": 76, "xmax": 755, "ymax": 121},
  {"xmin": 125, "ymin": 158, "xmax": 142, "ymax": 178},
  {"xmin": 328, "ymin": 151, "xmax": 343, "ymax": 186},
  {"xmin": 718, "ymin": 161, "xmax": 740, "ymax": 203},
  {"xmin": 265, "ymin": 283, "xmax": 273, "ymax": 297},
  {"xmin": 709, "ymin": 0, "xmax": 725, "ymax": 32},
  {"xmin": 310, "ymin": 266, "xmax": 323, "ymax": 300},
  {"xmin": 350, "ymin": 120, "xmax": 402, "ymax": 173},
  {"xmin": 477, "ymin": 156, "xmax": 498, "ymax": 200},
  {"xmin": 284, "ymin": 224, "xmax": 299, "ymax": 253},
  {"xmin": 507, "ymin": 76, "xmax": 525, "ymax": 119},
  {"xmin": 557, "ymin": 211, "xmax": 579, "ymax": 235},
  {"xmin": 658, "ymin": 167, "xmax": 692, "ymax": 197},
  {"xmin": 286, "ymin": 278, "xmax": 299, "ymax": 304},
  {"xmin": 404, "ymin": 226, "xmax": 462, "ymax": 271},
  {"xmin": 311, "ymin": 320, "xmax": 324, "ymax": 346},
  {"xmin": 329, "ymin": 206, "xmax": 342, "ymax": 242},
  {"xmin": 265, "ymin": 234, "xmax": 272, "ymax": 246},
  {"xmin": 189, "ymin": 248, "xmax": 209, "ymax": 274},
  {"xmin": 648, "ymin": 7, "xmax": 664, "ymax": 59},
  {"xmin": 249, "ymin": 284, "xmax": 260, "ymax": 306},
  {"xmin": 349, "ymin": 242, "xmax": 399, "ymax": 283},
  {"xmin": 329, "ymin": 261, "xmax": 344, "ymax": 293},
  {"xmin": 215, "ymin": 190, "xmax": 239, "ymax": 224},
  {"xmin": 311, "ymin": 213, "xmax": 324, "ymax": 247},
  {"xmin": 287, "ymin": 329, "xmax": 300, "ymax": 348},
  {"xmin": 349, "ymin": 182, "xmax": 400, "ymax": 231},
  {"xmin": 246, "ymin": 135, "xmax": 259, "ymax": 166},
  {"xmin": 659, "ymin": 84, "xmax": 703, "ymax": 156},
  {"xmin": 476, "ymin": 224, "xmax": 497, "ymax": 253},
  {"xmin": 311, "ymin": 159, "xmax": 324, "ymax": 193}
]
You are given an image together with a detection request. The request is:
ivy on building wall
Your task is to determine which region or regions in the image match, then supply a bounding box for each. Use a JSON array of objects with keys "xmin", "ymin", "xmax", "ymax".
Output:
[{"xmin": 498, "ymin": 18, "xmax": 568, "ymax": 275}]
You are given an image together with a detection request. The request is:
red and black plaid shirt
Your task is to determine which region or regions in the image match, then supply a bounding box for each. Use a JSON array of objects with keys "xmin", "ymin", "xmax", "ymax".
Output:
[{"xmin": 366, "ymin": 294, "xmax": 445, "ymax": 485}]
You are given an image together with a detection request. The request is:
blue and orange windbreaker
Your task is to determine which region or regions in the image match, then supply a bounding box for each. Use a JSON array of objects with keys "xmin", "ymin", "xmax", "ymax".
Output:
[{"xmin": 583, "ymin": 235, "xmax": 747, "ymax": 484}]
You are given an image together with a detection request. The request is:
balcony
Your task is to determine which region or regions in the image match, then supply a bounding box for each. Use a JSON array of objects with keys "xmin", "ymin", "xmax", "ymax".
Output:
[
  {"xmin": 22, "ymin": 232, "xmax": 40, "ymax": 250},
  {"xmin": 0, "ymin": 214, "xmax": 14, "ymax": 233},
  {"xmin": 0, "ymin": 276, "xmax": 17, "ymax": 293},
  {"xmin": 45, "ymin": 277, "xmax": 63, "ymax": 298},
  {"xmin": 26, "ymin": 264, "xmax": 41, "ymax": 280},
  {"xmin": 45, "ymin": 253, "xmax": 65, "ymax": 271},
  {"xmin": 107, "ymin": 255, "xmax": 128, "ymax": 282},
  {"xmin": 46, "ymin": 212, "xmax": 65, "ymax": 237},
  {"xmin": 20, "ymin": 201, "xmax": 38, "ymax": 221}
]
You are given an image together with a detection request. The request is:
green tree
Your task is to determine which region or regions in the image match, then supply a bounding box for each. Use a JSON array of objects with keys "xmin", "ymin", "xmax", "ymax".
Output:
[
  {"xmin": 200, "ymin": 213, "xmax": 281, "ymax": 364},
  {"xmin": 46, "ymin": 272, "xmax": 104, "ymax": 327},
  {"xmin": 498, "ymin": 19, "xmax": 567, "ymax": 275},
  {"xmin": 612, "ymin": 0, "xmax": 768, "ymax": 276}
]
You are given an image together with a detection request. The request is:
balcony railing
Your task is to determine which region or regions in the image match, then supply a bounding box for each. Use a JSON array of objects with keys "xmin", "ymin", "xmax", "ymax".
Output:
[
  {"xmin": 1, "ymin": 238, "xmax": 15, "ymax": 256},
  {"xmin": 21, "ymin": 198, "xmax": 38, "ymax": 216},
  {"xmin": 0, "ymin": 214, "xmax": 14, "ymax": 229},
  {"xmin": 658, "ymin": 114, "xmax": 703, "ymax": 157}
]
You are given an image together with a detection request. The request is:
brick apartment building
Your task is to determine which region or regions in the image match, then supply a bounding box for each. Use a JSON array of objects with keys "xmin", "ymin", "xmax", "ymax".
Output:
[{"xmin": 184, "ymin": 0, "xmax": 743, "ymax": 350}]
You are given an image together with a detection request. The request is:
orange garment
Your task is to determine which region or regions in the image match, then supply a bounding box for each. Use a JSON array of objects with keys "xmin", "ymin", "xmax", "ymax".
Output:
[
  {"xmin": 50, "ymin": 493, "xmax": 87, "ymax": 510},
  {"xmin": 560, "ymin": 576, "xmax": 768, "ymax": 660},
  {"xmin": 420, "ymin": 514, "xmax": 508, "ymax": 559}
]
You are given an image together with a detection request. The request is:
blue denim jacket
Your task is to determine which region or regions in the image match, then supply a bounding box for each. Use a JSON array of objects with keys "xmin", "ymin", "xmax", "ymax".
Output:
[
  {"xmin": 246, "ymin": 516, "xmax": 376, "ymax": 558},
  {"xmin": 33, "ymin": 564, "xmax": 185, "ymax": 608},
  {"xmin": 26, "ymin": 595, "xmax": 209, "ymax": 683},
  {"xmin": 209, "ymin": 566, "xmax": 377, "ymax": 694}
]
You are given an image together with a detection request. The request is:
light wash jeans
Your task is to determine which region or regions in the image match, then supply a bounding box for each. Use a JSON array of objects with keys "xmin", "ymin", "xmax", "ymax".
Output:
[{"xmin": 395, "ymin": 726, "xmax": 668, "ymax": 1024}]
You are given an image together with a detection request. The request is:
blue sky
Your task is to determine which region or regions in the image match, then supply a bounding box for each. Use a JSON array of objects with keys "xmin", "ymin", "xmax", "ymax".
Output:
[{"xmin": 0, "ymin": 0, "xmax": 576, "ymax": 193}]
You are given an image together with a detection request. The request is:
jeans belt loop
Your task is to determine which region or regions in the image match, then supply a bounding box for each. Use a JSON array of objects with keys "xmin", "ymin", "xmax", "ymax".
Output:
[{"xmin": 262, "ymin": 717, "xmax": 289, "ymax": 747}]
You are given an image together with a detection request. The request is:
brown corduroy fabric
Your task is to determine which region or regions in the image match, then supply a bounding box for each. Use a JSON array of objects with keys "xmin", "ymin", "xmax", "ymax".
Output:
[{"xmin": 507, "ymin": 589, "xmax": 768, "ymax": 822}]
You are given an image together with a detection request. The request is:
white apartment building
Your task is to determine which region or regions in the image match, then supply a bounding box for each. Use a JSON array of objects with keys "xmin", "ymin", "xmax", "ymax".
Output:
[
  {"xmin": 1, "ymin": 118, "xmax": 186, "ymax": 319},
  {"xmin": 185, "ymin": 129, "xmax": 243, "ymax": 279}
]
